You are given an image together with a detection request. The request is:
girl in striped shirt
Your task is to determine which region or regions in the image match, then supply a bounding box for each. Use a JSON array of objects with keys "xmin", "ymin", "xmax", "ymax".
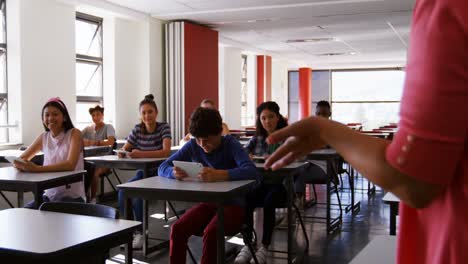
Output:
[{"xmin": 117, "ymin": 94, "xmax": 172, "ymax": 249}]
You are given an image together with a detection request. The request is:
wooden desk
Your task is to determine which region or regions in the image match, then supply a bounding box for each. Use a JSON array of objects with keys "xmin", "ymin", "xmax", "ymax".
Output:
[
  {"xmin": 118, "ymin": 177, "xmax": 255, "ymax": 263},
  {"xmin": 0, "ymin": 208, "xmax": 140, "ymax": 264},
  {"xmin": 0, "ymin": 167, "xmax": 85, "ymax": 207}
]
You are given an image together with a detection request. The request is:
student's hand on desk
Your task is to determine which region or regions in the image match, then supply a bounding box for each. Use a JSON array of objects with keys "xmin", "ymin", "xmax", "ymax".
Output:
[
  {"xmin": 83, "ymin": 139, "xmax": 97, "ymax": 147},
  {"xmin": 198, "ymin": 167, "xmax": 229, "ymax": 182},
  {"xmin": 173, "ymin": 166, "xmax": 188, "ymax": 180},
  {"xmin": 127, "ymin": 149, "xmax": 142, "ymax": 158},
  {"xmin": 265, "ymin": 117, "xmax": 325, "ymax": 170},
  {"xmin": 117, "ymin": 150, "xmax": 127, "ymax": 158},
  {"xmin": 14, "ymin": 160, "xmax": 39, "ymax": 172}
]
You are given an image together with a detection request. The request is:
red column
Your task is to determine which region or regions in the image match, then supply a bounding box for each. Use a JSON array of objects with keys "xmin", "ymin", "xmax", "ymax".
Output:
[
  {"xmin": 298, "ymin": 67, "xmax": 312, "ymax": 119},
  {"xmin": 265, "ymin": 56, "xmax": 272, "ymax": 101},
  {"xmin": 256, "ymin": 56, "xmax": 265, "ymax": 105}
]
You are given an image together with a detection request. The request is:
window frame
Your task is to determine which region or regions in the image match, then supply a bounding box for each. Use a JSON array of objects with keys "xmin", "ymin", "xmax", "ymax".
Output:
[
  {"xmin": 0, "ymin": 0, "xmax": 10, "ymax": 143},
  {"xmin": 75, "ymin": 12, "xmax": 103, "ymax": 127}
]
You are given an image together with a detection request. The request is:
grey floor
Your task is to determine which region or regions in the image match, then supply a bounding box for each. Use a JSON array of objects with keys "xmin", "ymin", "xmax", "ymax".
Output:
[{"xmin": 105, "ymin": 174, "xmax": 392, "ymax": 264}]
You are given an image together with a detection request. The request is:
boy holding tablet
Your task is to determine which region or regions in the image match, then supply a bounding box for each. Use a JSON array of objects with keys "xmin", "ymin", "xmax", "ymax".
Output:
[{"xmin": 158, "ymin": 107, "xmax": 258, "ymax": 264}]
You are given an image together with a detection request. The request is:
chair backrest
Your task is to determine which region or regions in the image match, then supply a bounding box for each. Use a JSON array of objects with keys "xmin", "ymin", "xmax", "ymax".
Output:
[{"xmin": 39, "ymin": 202, "xmax": 119, "ymax": 219}]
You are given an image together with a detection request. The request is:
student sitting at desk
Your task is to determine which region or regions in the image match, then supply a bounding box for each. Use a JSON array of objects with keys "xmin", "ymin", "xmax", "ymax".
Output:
[
  {"xmin": 15, "ymin": 97, "xmax": 85, "ymax": 209},
  {"xmin": 158, "ymin": 107, "xmax": 258, "ymax": 264},
  {"xmin": 81, "ymin": 105, "xmax": 116, "ymax": 204},
  {"xmin": 293, "ymin": 100, "xmax": 332, "ymax": 209},
  {"xmin": 117, "ymin": 94, "xmax": 172, "ymax": 249},
  {"xmin": 235, "ymin": 101, "xmax": 288, "ymax": 264},
  {"xmin": 179, "ymin": 98, "xmax": 230, "ymax": 145}
]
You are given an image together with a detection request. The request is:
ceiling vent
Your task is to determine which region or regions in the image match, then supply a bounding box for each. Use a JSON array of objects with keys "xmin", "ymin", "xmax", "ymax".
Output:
[
  {"xmin": 286, "ymin": 37, "xmax": 335, "ymax": 43},
  {"xmin": 316, "ymin": 52, "xmax": 357, "ymax": 56}
]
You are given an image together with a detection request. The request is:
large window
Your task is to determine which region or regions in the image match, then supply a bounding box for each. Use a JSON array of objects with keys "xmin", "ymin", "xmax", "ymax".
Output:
[
  {"xmin": 0, "ymin": 0, "xmax": 7, "ymax": 143},
  {"xmin": 75, "ymin": 12, "xmax": 103, "ymax": 129},
  {"xmin": 288, "ymin": 69, "xmax": 405, "ymax": 130},
  {"xmin": 240, "ymin": 54, "xmax": 251, "ymax": 126},
  {"xmin": 331, "ymin": 70, "xmax": 405, "ymax": 130}
]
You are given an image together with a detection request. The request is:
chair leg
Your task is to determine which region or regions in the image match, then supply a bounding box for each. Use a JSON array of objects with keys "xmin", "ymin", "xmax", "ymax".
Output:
[
  {"xmin": 293, "ymin": 204, "xmax": 309, "ymax": 251},
  {"xmin": 240, "ymin": 225, "xmax": 258, "ymax": 264},
  {"xmin": 332, "ymin": 181, "xmax": 343, "ymax": 221},
  {"xmin": 112, "ymin": 169, "xmax": 123, "ymax": 184},
  {"xmin": 0, "ymin": 191, "xmax": 14, "ymax": 208},
  {"xmin": 105, "ymin": 175, "xmax": 117, "ymax": 192},
  {"xmin": 99, "ymin": 175, "xmax": 105, "ymax": 198},
  {"xmin": 312, "ymin": 184, "xmax": 317, "ymax": 201}
]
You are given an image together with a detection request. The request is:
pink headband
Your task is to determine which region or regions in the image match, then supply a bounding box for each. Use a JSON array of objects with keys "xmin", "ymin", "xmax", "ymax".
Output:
[{"xmin": 47, "ymin": 97, "xmax": 66, "ymax": 109}]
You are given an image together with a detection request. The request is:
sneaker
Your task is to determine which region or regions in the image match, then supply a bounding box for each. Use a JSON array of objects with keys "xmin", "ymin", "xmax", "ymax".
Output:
[
  {"xmin": 89, "ymin": 198, "xmax": 97, "ymax": 204},
  {"xmin": 251, "ymin": 246, "xmax": 268, "ymax": 264},
  {"xmin": 295, "ymin": 195, "xmax": 304, "ymax": 212},
  {"xmin": 132, "ymin": 233, "xmax": 143, "ymax": 249},
  {"xmin": 234, "ymin": 246, "xmax": 253, "ymax": 264}
]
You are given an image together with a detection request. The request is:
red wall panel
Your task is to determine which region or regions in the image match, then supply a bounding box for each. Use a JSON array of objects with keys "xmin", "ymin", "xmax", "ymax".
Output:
[{"xmin": 184, "ymin": 22, "xmax": 219, "ymax": 132}]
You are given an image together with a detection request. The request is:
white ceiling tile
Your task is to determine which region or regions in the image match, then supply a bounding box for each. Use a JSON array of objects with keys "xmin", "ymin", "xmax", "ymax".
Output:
[{"xmin": 104, "ymin": 0, "xmax": 416, "ymax": 67}]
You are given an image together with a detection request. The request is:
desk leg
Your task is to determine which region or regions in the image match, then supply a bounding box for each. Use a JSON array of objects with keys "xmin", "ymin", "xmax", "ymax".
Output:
[
  {"xmin": 17, "ymin": 191, "xmax": 24, "ymax": 207},
  {"xmin": 125, "ymin": 233, "xmax": 134, "ymax": 264},
  {"xmin": 34, "ymin": 188, "xmax": 43, "ymax": 208},
  {"xmin": 389, "ymin": 204, "xmax": 398, "ymax": 236},
  {"xmin": 124, "ymin": 194, "xmax": 134, "ymax": 264},
  {"xmin": 216, "ymin": 204, "xmax": 225, "ymax": 264},
  {"xmin": 287, "ymin": 175, "xmax": 293, "ymax": 264},
  {"xmin": 143, "ymin": 167, "xmax": 149, "ymax": 257},
  {"xmin": 345, "ymin": 165, "xmax": 360, "ymax": 214}
]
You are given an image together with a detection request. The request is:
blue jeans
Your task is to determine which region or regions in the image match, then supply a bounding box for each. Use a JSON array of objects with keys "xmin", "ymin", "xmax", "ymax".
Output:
[
  {"xmin": 24, "ymin": 195, "xmax": 85, "ymax": 209},
  {"xmin": 244, "ymin": 183, "xmax": 287, "ymax": 246},
  {"xmin": 118, "ymin": 169, "xmax": 156, "ymax": 227}
]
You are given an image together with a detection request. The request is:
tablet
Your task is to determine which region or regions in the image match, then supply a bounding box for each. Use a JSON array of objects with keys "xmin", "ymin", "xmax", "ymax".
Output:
[
  {"xmin": 173, "ymin": 160, "xmax": 203, "ymax": 178},
  {"xmin": 252, "ymin": 155, "xmax": 266, "ymax": 163},
  {"xmin": 113, "ymin": 149, "xmax": 128, "ymax": 157},
  {"xmin": 5, "ymin": 156, "xmax": 26, "ymax": 164}
]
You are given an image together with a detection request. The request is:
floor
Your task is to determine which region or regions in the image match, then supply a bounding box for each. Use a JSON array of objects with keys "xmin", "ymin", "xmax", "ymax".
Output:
[{"xmin": 105, "ymin": 173, "xmax": 393, "ymax": 264}]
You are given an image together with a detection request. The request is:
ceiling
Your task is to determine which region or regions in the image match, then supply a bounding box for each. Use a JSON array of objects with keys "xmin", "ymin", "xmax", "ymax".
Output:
[{"xmin": 105, "ymin": 0, "xmax": 415, "ymax": 69}]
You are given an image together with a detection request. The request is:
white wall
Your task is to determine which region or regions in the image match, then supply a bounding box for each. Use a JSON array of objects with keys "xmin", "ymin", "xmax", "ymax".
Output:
[
  {"xmin": 271, "ymin": 59, "xmax": 289, "ymax": 117},
  {"xmin": 113, "ymin": 18, "xmax": 150, "ymax": 138},
  {"xmin": 4, "ymin": 0, "xmax": 167, "ymax": 144},
  {"xmin": 8, "ymin": 0, "xmax": 76, "ymax": 146},
  {"xmin": 148, "ymin": 18, "xmax": 166, "ymax": 122},
  {"xmin": 219, "ymin": 46, "xmax": 242, "ymax": 130},
  {"xmin": 0, "ymin": 0, "xmax": 168, "ymax": 209}
]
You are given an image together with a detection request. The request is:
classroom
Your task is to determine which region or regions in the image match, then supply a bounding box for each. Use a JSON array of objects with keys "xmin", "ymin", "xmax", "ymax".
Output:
[{"xmin": 0, "ymin": 0, "xmax": 466, "ymax": 264}]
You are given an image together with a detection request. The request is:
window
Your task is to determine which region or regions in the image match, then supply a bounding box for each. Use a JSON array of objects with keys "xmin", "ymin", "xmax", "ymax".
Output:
[
  {"xmin": 331, "ymin": 70, "xmax": 405, "ymax": 130},
  {"xmin": 287, "ymin": 70, "xmax": 331, "ymax": 123},
  {"xmin": 240, "ymin": 54, "xmax": 253, "ymax": 126},
  {"xmin": 75, "ymin": 12, "xmax": 103, "ymax": 129},
  {"xmin": 0, "ymin": 0, "xmax": 8, "ymax": 143}
]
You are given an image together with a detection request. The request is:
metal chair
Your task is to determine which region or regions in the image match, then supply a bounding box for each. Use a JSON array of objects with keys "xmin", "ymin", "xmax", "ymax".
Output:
[{"xmin": 39, "ymin": 202, "xmax": 119, "ymax": 219}]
